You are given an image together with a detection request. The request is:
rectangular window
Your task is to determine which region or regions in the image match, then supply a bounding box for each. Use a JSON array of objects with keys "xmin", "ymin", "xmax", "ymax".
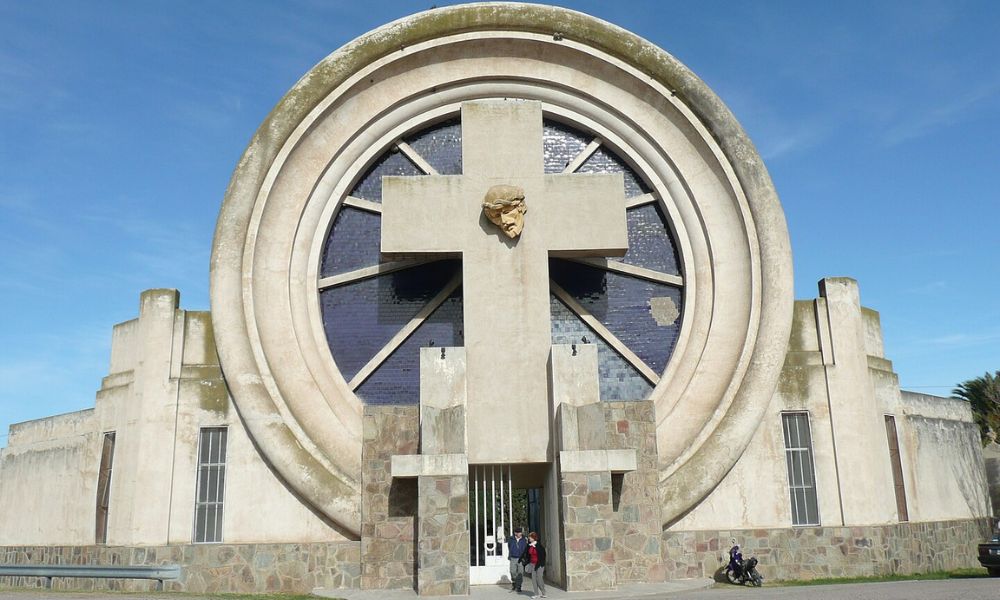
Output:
[
  {"xmin": 884, "ymin": 415, "xmax": 908, "ymax": 522},
  {"xmin": 782, "ymin": 412, "xmax": 820, "ymax": 526},
  {"xmin": 95, "ymin": 431, "xmax": 116, "ymax": 544},
  {"xmin": 193, "ymin": 427, "xmax": 228, "ymax": 543}
]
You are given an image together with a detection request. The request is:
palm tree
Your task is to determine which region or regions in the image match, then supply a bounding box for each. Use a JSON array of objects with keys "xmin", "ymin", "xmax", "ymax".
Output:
[{"xmin": 953, "ymin": 370, "xmax": 1000, "ymax": 445}]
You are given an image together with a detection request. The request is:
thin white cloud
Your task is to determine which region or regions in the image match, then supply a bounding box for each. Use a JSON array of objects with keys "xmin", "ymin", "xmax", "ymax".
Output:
[
  {"xmin": 759, "ymin": 121, "xmax": 833, "ymax": 161},
  {"xmin": 880, "ymin": 80, "xmax": 1000, "ymax": 146},
  {"xmin": 919, "ymin": 330, "xmax": 1000, "ymax": 348}
]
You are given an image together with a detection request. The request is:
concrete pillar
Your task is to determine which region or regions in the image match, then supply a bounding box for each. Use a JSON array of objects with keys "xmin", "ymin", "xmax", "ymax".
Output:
[
  {"xmin": 361, "ymin": 406, "xmax": 419, "ymax": 590},
  {"xmin": 551, "ymin": 344, "xmax": 631, "ymax": 590},
  {"xmin": 417, "ymin": 474, "xmax": 469, "ymax": 596},
  {"xmin": 111, "ymin": 289, "xmax": 183, "ymax": 545},
  {"xmin": 818, "ymin": 278, "xmax": 897, "ymax": 524},
  {"xmin": 389, "ymin": 348, "xmax": 470, "ymax": 596}
]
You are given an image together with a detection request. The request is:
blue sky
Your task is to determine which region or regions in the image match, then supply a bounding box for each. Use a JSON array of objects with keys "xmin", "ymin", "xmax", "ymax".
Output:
[{"xmin": 1, "ymin": 1, "xmax": 998, "ymax": 443}]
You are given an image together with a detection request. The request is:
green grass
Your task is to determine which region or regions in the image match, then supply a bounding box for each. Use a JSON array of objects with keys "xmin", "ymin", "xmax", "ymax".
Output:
[
  {"xmin": 0, "ymin": 589, "xmax": 333, "ymax": 600},
  {"xmin": 767, "ymin": 568, "xmax": 989, "ymax": 586},
  {"xmin": 169, "ymin": 595, "xmax": 326, "ymax": 600}
]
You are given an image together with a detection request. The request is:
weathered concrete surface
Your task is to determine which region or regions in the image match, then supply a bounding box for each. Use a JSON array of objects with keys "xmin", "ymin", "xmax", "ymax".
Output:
[
  {"xmin": 208, "ymin": 2, "xmax": 794, "ymax": 532},
  {"xmin": 383, "ymin": 101, "xmax": 627, "ymax": 465},
  {"xmin": 672, "ymin": 278, "xmax": 991, "ymax": 531},
  {"xmin": 982, "ymin": 443, "xmax": 1000, "ymax": 516},
  {"xmin": 412, "ymin": 346, "xmax": 471, "ymax": 596},
  {"xmin": 418, "ymin": 347, "xmax": 467, "ymax": 455},
  {"xmin": 900, "ymin": 392, "xmax": 990, "ymax": 521},
  {"xmin": 0, "ymin": 290, "xmax": 345, "ymax": 547},
  {"xmin": 0, "ymin": 411, "xmax": 97, "ymax": 544}
]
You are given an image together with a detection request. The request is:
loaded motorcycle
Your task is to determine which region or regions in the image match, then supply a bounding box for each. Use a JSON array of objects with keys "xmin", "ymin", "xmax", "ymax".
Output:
[{"xmin": 726, "ymin": 542, "xmax": 763, "ymax": 586}]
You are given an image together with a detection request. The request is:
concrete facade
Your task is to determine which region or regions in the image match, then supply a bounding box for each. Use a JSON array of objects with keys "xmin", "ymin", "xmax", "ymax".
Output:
[
  {"xmin": 0, "ymin": 3, "xmax": 992, "ymax": 596},
  {"xmin": 0, "ymin": 289, "xmax": 349, "ymax": 548},
  {"xmin": 673, "ymin": 278, "xmax": 990, "ymax": 532}
]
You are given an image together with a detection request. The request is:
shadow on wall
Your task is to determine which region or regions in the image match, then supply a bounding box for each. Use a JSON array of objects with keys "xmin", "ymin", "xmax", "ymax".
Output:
[
  {"xmin": 982, "ymin": 444, "xmax": 1000, "ymax": 516},
  {"xmin": 949, "ymin": 424, "xmax": 992, "ymax": 517},
  {"xmin": 909, "ymin": 415, "xmax": 991, "ymax": 518}
]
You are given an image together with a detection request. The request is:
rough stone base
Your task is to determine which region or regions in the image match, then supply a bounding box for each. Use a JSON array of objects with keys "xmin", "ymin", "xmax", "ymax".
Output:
[
  {"xmin": 662, "ymin": 518, "xmax": 994, "ymax": 581},
  {"xmin": 561, "ymin": 471, "xmax": 615, "ymax": 591},
  {"xmin": 417, "ymin": 475, "xmax": 470, "ymax": 596},
  {"xmin": 361, "ymin": 406, "xmax": 419, "ymax": 590},
  {"xmin": 603, "ymin": 401, "xmax": 664, "ymax": 585},
  {"xmin": 0, "ymin": 541, "xmax": 360, "ymax": 593}
]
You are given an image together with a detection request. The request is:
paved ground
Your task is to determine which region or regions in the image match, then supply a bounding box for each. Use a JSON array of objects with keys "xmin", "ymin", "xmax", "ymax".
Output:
[
  {"xmin": 670, "ymin": 578, "xmax": 999, "ymax": 599},
  {"xmin": 325, "ymin": 578, "xmax": 714, "ymax": 600},
  {"xmin": 1, "ymin": 578, "xmax": 998, "ymax": 600}
]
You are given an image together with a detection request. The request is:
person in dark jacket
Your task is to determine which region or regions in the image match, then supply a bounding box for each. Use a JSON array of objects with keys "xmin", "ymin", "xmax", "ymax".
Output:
[
  {"xmin": 518, "ymin": 531, "xmax": 546, "ymax": 598},
  {"xmin": 507, "ymin": 527, "xmax": 527, "ymax": 592}
]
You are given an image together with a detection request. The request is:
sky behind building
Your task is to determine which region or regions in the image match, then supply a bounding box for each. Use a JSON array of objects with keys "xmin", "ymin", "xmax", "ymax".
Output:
[{"xmin": 1, "ymin": 0, "xmax": 998, "ymax": 442}]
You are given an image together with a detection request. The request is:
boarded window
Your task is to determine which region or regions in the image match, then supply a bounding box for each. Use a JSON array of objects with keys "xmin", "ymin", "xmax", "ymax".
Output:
[
  {"xmin": 884, "ymin": 415, "xmax": 908, "ymax": 522},
  {"xmin": 95, "ymin": 431, "xmax": 115, "ymax": 544},
  {"xmin": 193, "ymin": 427, "xmax": 228, "ymax": 543},
  {"xmin": 782, "ymin": 412, "xmax": 820, "ymax": 526}
]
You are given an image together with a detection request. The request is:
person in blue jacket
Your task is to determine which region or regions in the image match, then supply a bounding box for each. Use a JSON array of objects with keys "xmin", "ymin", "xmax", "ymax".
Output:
[{"xmin": 507, "ymin": 526, "xmax": 527, "ymax": 592}]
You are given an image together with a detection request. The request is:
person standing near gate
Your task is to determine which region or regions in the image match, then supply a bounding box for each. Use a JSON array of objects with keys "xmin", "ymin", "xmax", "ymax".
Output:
[
  {"xmin": 519, "ymin": 531, "xmax": 546, "ymax": 599},
  {"xmin": 507, "ymin": 526, "xmax": 527, "ymax": 592}
]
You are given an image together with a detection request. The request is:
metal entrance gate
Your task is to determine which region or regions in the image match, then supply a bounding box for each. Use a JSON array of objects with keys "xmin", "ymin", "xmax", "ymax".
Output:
[{"xmin": 469, "ymin": 464, "xmax": 512, "ymax": 585}]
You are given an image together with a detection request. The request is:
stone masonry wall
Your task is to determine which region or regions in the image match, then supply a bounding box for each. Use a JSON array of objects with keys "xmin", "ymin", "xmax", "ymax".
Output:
[
  {"xmin": 560, "ymin": 471, "xmax": 615, "ymax": 590},
  {"xmin": 417, "ymin": 475, "xmax": 470, "ymax": 596},
  {"xmin": 604, "ymin": 401, "xmax": 664, "ymax": 584},
  {"xmin": 0, "ymin": 541, "xmax": 359, "ymax": 593},
  {"xmin": 662, "ymin": 518, "xmax": 994, "ymax": 581},
  {"xmin": 559, "ymin": 400, "xmax": 664, "ymax": 591},
  {"xmin": 361, "ymin": 406, "xmax": 419, "ymax": 590}
]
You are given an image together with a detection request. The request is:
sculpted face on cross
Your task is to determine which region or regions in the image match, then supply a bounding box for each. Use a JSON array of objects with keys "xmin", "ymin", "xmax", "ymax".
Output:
[{"xmin": 482, "ymin": 184, "xmax": 527, "ymax": 239}]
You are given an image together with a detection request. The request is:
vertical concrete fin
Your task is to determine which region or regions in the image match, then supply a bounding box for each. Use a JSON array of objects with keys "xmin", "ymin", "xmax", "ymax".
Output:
[
  {"xmin": 814, "ymin": 298, "xmax": 835, "ymax": 366},
  {"xmin": 816, "ymin": 277, "xmax": 897, "ymax": 525}
]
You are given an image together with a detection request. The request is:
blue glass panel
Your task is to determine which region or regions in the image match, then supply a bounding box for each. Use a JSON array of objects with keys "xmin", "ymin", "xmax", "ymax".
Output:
[
  {"xmin": 621, "ymin": 203, "xmax": 681, "ymax": 275},
  {"xmin": 542, "ymin": 121, "xmax": 590, "ymax": 174},
  {"xmin": 320, "ymin": 260, "xmax": 461, "ymax": 384},
  {"xmin": 350, "ymin": 150, "xmax": 422, "ymax": 203},
  {"xmin": 320, "ymin": 207, "xmax": 382, "ymax": 278},
  {"xmin": 550, "ymin": 295, "xmax": 653, "ymax": 401},
  {"xmin": 549, "ymin": 259, "xmax": 681, "ymax": 377},
  {"xmin": 356, "ymin": 288, "xmax": 464, "ymax": 404},
  {"xmin": 577, "ymin": 145, "xmax": 651, "ymax": 199},
  {"xmin": 404, "ymin": 118, "xmax": 462, "ymax": 175}
]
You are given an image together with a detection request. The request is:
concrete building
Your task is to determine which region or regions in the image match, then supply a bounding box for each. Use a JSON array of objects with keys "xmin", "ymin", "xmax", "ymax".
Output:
[{"xmin": 0, "ymin": 3, "xmax": 991, "ymax": 595}]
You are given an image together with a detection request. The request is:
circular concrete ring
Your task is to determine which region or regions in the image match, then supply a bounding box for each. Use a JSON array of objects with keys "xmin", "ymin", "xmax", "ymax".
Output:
[{"xmin": 210, "ymin": 2, "xmax": 793, "ymax": 535}]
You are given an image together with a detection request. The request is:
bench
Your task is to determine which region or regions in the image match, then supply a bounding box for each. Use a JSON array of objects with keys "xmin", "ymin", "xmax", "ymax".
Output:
[{"xmin": 0, "ymin": 564, "xmax": 181, "ymax": 590}]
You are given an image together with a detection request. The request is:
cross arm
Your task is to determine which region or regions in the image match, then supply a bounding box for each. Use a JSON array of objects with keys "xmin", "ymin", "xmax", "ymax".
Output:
[
  {"xmin": 381, "ymin": 175, "xmax": 473, "ymax": 257},
  {"xmin": 542, "ymin": 172, "xmax": 628, "ymax": 256}
]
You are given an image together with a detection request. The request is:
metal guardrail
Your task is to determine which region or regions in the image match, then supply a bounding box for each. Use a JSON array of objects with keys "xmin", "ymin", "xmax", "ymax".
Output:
[{"xmin": 0, "ymin": 564, "xmax": 181, "ymax": 590}]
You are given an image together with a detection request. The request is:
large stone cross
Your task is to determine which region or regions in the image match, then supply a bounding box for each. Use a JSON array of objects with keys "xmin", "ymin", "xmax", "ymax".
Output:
[{"xmin": 382, "ymin": 100, "xmax": 627, "ymax": 463}]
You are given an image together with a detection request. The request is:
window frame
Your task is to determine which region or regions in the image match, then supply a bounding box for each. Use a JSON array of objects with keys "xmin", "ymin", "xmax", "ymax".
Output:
[
  {"xmin": 781, "ymin": 411, "xmax": 821, "ymax": 527},
  {"xmin": 884, "ymin": 414, "xmax": 909, "ymax": 522},
  {"xmin": 95, "ymin": 431, "xmax": 116, "ymax": 544},
  {"xmin": 192, "ymin": 426, "xmax": 229, "ymax": 544}
]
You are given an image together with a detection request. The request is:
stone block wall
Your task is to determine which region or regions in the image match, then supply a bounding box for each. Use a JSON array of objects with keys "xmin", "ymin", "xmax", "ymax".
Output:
[
  {"xmin": 604, "ymin": 401, "xmax": 664, "ymax": 584},
  {"xmin": 416, "ymin": 475, "xmax": 470, "ymax": 595},
  {"xmin": 361, "ymin": 406, "xmax": 419, "ymax": 590},
  {"xmin": 559, "ymin": 400, "xmax": 665, "ymax": 590},
  {"xmin": 0, "ymin": 541, "xmax": 360, "ymax": 593},
  {"xmin": 560, "ymin": 471, "xmax": 615, "ymax": 590},
  {"xmin": 661, "ymin": 517, "xmax": 994, "ymax": 581}
]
